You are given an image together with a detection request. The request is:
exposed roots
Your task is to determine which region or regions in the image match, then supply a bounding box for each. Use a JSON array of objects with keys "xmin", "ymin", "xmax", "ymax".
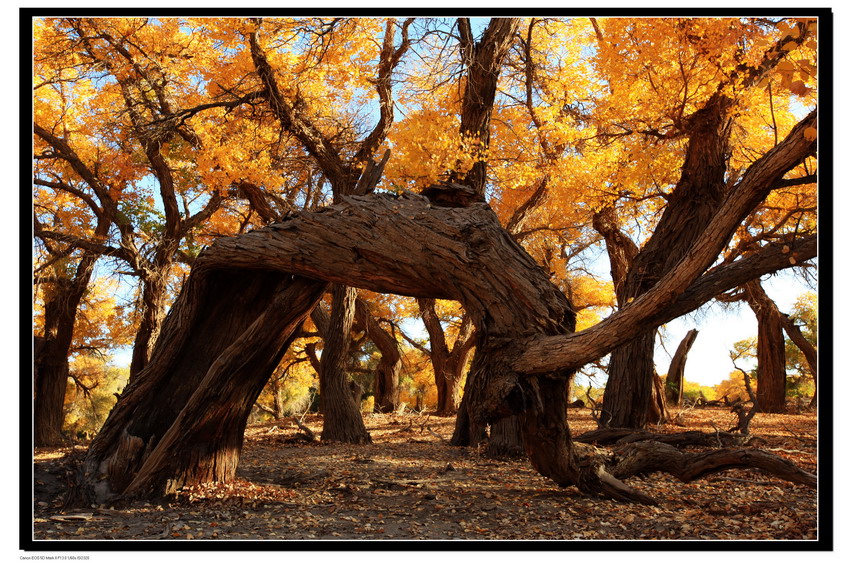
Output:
[{"xmin": 606, "ymin": 440, "xmax": 817, "ymax": 488}]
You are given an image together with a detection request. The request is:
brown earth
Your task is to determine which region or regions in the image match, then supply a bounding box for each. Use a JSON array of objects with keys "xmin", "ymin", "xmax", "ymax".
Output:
[{"xmin": 31, "ymin": 406, "xmax": 819, "ymax": 542}]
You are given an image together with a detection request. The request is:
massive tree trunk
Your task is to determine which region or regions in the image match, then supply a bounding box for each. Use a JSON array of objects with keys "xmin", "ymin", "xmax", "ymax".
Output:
[
  {"xmin": 744, "ymin": 280, "xmax": 787, "ymax": 413},
  {"xmin": 601, "ymin": 96, "xmax": 732, "ymax": 428},
  {"xmin": 354, "ymin": 298, "xmax": 402, "ymax": 413},
  {"xmin": 75, "ymin": 110, "xmax": 815, "ymax": 504},
  {"xmin": 665, "ymin": 329, "xmax": 700, "ymax": 405},
  {"xmin": 34, "ymin": 253, "xmax": 98, "ymax": 447},
  {"xmin": 319, "ymin": 285, "xmax": 371, "ymax": 443},
  {"xmin": 77, "ymin": 270, "xmax": 325, "ymax": 503}
]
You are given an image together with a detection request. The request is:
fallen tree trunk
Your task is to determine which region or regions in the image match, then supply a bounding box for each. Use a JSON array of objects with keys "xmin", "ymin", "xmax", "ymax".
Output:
[
  {"xmin": 574, "ymin": 428, "xmax": 756, "ymax": 448},
  {"xmin": 604, "ymin": 440, "xmax": 817, "ymax": 488}
]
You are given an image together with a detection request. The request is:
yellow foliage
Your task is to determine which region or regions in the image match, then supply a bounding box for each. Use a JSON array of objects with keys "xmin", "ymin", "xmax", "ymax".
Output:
[{"xmin": 715, "ymin": 370, "xmax": 753, "ymax": 402}]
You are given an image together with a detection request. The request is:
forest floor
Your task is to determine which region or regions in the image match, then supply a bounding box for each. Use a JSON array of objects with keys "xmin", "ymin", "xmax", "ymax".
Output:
[{"xmin": 31, "ymin": 406, "xmax": 820, "ymax": 543}]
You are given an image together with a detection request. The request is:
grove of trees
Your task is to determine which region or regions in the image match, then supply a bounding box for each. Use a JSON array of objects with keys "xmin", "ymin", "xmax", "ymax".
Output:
[{"xmin": 32, "ymin": 14, "xmax": 821, "ymax": 507}]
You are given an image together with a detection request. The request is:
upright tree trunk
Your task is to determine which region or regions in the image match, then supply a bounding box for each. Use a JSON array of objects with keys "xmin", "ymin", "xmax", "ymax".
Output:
[
  {"xmin": 129, "ymin": 265, "xmax": 171, "ymax": 381},
  {"xmin": 354, "ymin": 298, "xmax": 401, "ymax": 413},
  {"xmin": 665, "ymin": 329, "xmax": 700, "ymax": 405},
  {"xmin": 600, "ymin": 330, "xmax": 658, "ymax": 428},
  {"xmin": 451, "ymin": 18, "xmax": 520, "ymax": 195},
  {"xmin": 487, "ymin": 416, "xmax": 525, "ymax": 458},
  {"xmin": 34, "ymin": 253, "xmax": 97, "ymax": 447},
  {"xmin": 780, "ymin": 311, "xmax": 818, "ymax": 408},
  {"xmin": 319, "ymin": 285, "xmax": 371, "ymax": 443},
  {"xmin": 744, "ymin": 281, "xmax": 787, "ymax": 413},
  {"xmin": 34, "ymin": 336, "xmax": 70, "ymax": 447},
  {"xmin": 418, "ymin": 298, "xmax": 475, "ymax": 415},
  {"xmin": 601, "ymin": 97, "xmax": 731, "ymax": 428},
  {"xmin": 450, "ymin": 394, "xmax": 487, "ymax": 447}
]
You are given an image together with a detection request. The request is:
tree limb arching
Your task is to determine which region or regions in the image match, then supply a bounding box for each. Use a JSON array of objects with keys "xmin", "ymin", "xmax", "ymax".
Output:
[{"xmin": 75, "ymin": 104, "xmax": 816, "ymax": 506}]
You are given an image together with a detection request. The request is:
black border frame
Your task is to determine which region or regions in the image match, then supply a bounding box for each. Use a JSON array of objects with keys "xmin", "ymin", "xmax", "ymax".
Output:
[{"xmin": 21, "ymin": 6, "xmax": 834, "ymax": 553}]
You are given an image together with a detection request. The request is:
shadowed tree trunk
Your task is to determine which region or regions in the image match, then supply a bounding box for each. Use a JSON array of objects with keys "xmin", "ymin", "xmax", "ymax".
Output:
[
  {"xmin": 418, "ymin": 298, "xmax": 476, "ymax": 415},
  {"xmin": 354, "ymin": 298, "xmax": 402, "ymax": 413},
  {"xmin": 34, "ymin": 252, "xmax": 98, "ymax": 446},
  {"xmin": 129, "ymin": 265, "xmax": 171, "ymax": 380},
  {"xmin": 665, "ymin": 329, "xmax": 700, "ymax": 405},
  {"xmin": 744, "ymin": 280, "xmax": 787, "ymax": 413},
  {"xmin": 77, "ymin": 271, "xmax": 325, "ymax": 502},
  {"xmin": 601, "ymin": 96, "xmax": 732, "ymax": 428},
  {"xmin": 320, "ymin": 285, "xmax": 371, "ymax": 443}
]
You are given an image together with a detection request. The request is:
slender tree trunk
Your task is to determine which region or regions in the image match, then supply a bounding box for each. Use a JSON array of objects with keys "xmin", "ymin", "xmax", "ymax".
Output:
[
  {"xmin": 780, "ymin": 311, "xmax": 817, "ymax": 409},
  {"xmin": 665, "ymin": 329, "xmax": 700, "ymax": 405},
  {"xmin": 744, "ymin": 281, "xmax": 787, "ymax": 413},
  {"xmin": 354, "ymin": 299, "xmax": 401, "ymax": 413},
  {"xmin": 419, "ymin": 299, "xmax": 475, "ymax": 416},
  {"xmin": 34, "ymin": 254, "xmax": 97, "ymax": 447},
  {"xmin": 451, "ymin": 18, "xmax": 520, "ymax": 195},
  {"xmin": 319, "ymin": 285, "xmax": 371, "ymax": 443},
  {"xmin": 129, "ymin": 267, "xmax": 170, "ymax": 381}
]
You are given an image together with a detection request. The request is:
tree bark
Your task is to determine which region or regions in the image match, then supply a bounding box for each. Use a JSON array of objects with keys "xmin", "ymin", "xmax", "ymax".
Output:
[
  {"xmin": 128, "ymin": 265, "xmax": 170, "ymax": 380},
  {"xmin": 319, "ymin": 285, "xmax": 371, "ymax": 443},
  {"xmin": 780, "ymin": 310, "xmax": 818, "ymax": 407},
  {"xmin": 451, "ymin": 18, "xmax": 520, "ymax": 195},
  {"xmin": 353, "ymin": 298, "xmax": 402, "ymax": 413},
  {"xmin": 665, "ymin": 329, "xmax": 700, "ymax": 405},
  {"xmin": 606, "ymin": 440, "xmax": 816, "ymax": 488},
  {"xmin": 77, "ymin": 270, "xmax": 325, "ymax": 503},
  {"xmin": 486, "ymin": 416, "xmax": 525, "ymax": 458},
  {"xmin": 600, "ymin": 96, "xmax": 732, "ymax": 429},
  {"xmin": 34, "ymin": 252, "xmax": 98, "ymax": 447},
  {"xmin": 744, "ymin": 280, "xmax": 787, "ymax": 413},
  {"xmin": 418, "ymin": 298, "xmax": 476, "ymax": 415}
]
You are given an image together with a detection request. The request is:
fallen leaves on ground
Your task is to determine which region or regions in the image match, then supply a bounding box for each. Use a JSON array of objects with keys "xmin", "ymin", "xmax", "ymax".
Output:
[{"xmin": 32, "ymin": 407, "xmax": 819, "ymax": 541}]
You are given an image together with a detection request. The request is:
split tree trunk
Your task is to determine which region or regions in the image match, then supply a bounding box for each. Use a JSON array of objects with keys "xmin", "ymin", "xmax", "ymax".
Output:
[
  {"xmin": 418, "ymin": 298, "xmax": 476, "ymax": 415},
  {"xmin": 779, "ymin": 311, "xmax": 818, "ymax": 408},
  {"xmin": 77, "ymin": 270, "xmax": 325, "ymax": 502},
  {"xmin": 601, "ymin": 97, "xmax": 731, "ymax": 428},
  {"xmin": 354, "ymin": 298, "xmax": 401, "ymax": 413}
]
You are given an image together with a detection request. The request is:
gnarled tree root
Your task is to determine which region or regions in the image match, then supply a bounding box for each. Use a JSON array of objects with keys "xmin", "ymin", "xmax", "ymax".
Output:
[
  {"xmin": 602, "ymin": 440, "xmax": 816, "ymax": 488},
  {"xmin": 575, "ymin": 427, "xmax": 756, "ymax": 448}
]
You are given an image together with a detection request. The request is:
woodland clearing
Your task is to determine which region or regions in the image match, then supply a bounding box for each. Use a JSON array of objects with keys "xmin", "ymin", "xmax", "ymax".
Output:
[{"xmin": 32, "ymin": 406, "xmax": 819, "ymax": 542}]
